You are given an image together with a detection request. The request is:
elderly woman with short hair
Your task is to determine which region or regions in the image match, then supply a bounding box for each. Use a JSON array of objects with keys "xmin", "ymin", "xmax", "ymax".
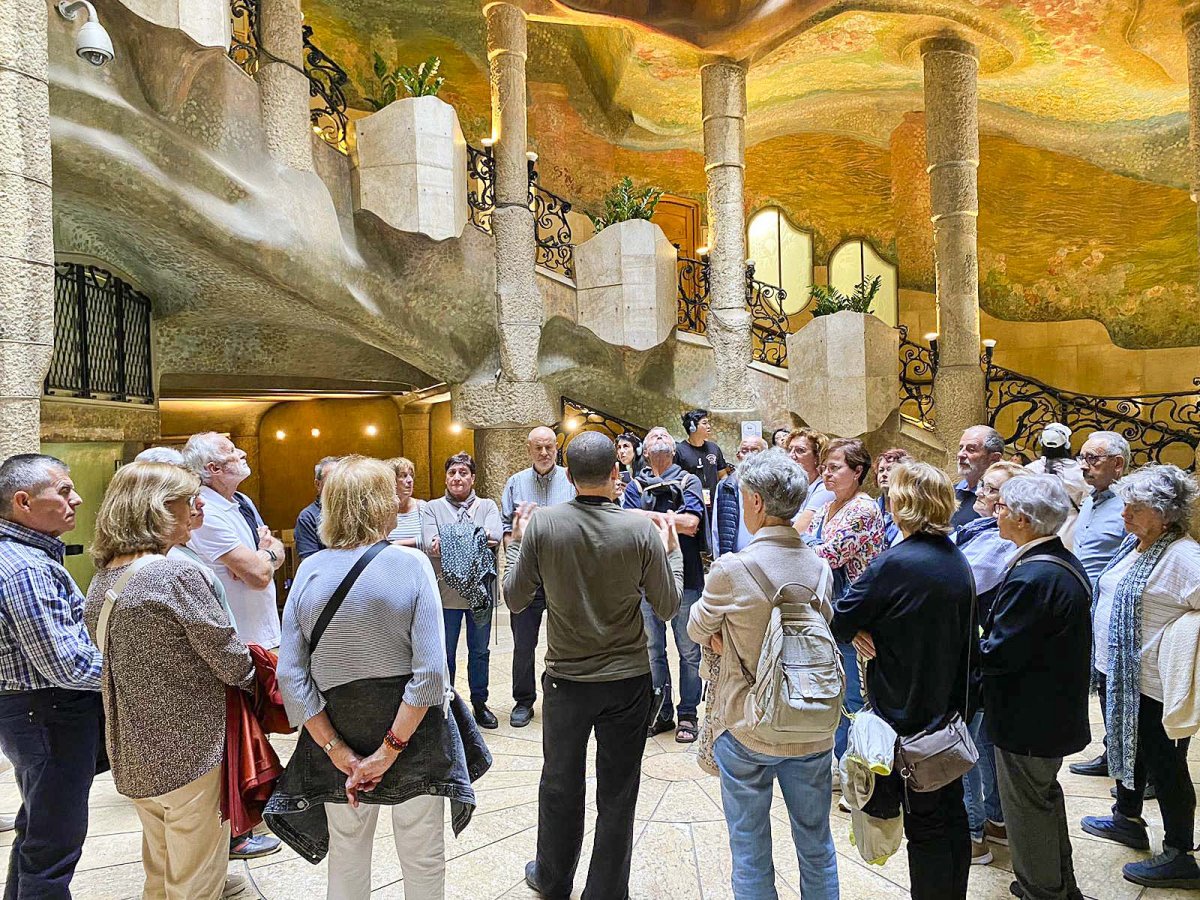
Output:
[
  {"xmin": 85, "ymin": 462, "xmax": 255, "ymax": 900},
  {"xmin": 272, "ymin": 455, "xmax": 485, "ymax": 900},
  {"xmin": 984, "ymin": 475, "xmax": 1092, "ymax": 900},
  {"xmin": 385, "ymin": 457, "xmax": 424, "ymax": 547},
  {"xmin": 1080, "ymin": 465, "xmax": 1200, "ymax": 891},
  {"xmin": 874, "ymin": 448, "xmax": 911, "ymax": 546},
  {"xmin": 832, "ymin": 461, "xmax": 975, "ymax": 899},
  {"xmin": 688, "ymin": 448, "xmax": 839, "ymax": 899}
]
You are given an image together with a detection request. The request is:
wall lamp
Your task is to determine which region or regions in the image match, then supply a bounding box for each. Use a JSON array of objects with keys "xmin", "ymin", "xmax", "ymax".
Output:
[
  {"xmin": 982, "ymin": 338, "xmax": 997, "ymax": 364},
  {"xmin": 57, "ymin": 1, "xmax": 114, "ymax": 67}
]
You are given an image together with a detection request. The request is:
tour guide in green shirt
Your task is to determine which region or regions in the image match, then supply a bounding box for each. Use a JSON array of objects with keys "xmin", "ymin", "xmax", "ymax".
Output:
[{"xmin": 504, "ymin": 431, "xmax": 683, "ymax": 900}]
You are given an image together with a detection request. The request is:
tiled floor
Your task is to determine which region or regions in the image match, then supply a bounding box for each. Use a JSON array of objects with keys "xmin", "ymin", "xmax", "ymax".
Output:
[{"xmin": 3, "ymin": 619, "xmax": 1198, "ymax": 899}]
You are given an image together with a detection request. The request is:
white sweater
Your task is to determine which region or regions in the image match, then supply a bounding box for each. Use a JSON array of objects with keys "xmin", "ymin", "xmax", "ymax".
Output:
[{"xmin": 1160, "ymin": 609, "xmax": 1200, "ymax": 740}]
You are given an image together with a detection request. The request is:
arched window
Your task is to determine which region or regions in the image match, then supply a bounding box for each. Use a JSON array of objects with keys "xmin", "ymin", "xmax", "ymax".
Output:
[
  {"xmin": 829, "ymin": 239, "xmax": 899, "ymax": 326},
  {"xmin": 747, "ymin": 207, "xmax": 813, "ymax": 316}
]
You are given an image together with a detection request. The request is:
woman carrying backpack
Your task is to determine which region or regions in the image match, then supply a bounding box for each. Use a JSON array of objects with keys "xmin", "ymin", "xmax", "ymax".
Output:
[{"xmin": 688, "ymin": 448, "xmax": 840, "ymax": 900}]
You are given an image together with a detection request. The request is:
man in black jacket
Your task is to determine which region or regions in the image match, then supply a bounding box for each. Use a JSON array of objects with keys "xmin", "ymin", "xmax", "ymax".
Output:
[{"xmin": 984, "ymin": 474, "xmax": 1092, "ymax": 900}]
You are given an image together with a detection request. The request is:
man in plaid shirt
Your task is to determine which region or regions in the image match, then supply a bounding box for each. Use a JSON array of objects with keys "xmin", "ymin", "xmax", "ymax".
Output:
[{"xmin": 0, "ymin": 454, "xmax": 102, "ymax": 899}]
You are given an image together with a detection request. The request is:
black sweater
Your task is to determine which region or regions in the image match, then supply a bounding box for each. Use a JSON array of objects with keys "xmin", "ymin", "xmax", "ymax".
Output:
[
  {"xmin": 980, "ymin": 538, "xmax": 1092, "ymax": 758},
  {"xmin": 832, "ymin": 532, "xmax": 975, "ymax": 737}
]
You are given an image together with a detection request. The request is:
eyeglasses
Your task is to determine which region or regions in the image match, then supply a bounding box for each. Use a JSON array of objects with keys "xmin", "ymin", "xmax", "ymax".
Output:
[
  {"xmin": 186, "ymin": 493, "xmax": 201, "ymax": 509},
  {"xmin": 993, "ymin": 500, "xmax": 1009, "ymax": 512},
  {"xmin": 1077, "ymin": 453, "xmax": 1117, "ymax": 466}
]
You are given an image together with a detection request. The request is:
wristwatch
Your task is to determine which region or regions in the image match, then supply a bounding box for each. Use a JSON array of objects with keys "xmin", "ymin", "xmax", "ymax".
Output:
[
  {"xmin": 265, "ymin": 547, "xmax": 279, "ymax": 564},
  {"xmin": 322, "ymin": 736, "xmax": 342, "ymax": 755}
]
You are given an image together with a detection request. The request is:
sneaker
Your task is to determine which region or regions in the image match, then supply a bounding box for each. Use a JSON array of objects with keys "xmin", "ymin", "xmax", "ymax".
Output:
[
  {"xmin": 229, "ymin": 833, "xmax": 281, "ymax": 860},
  {"xmin": 473, "ymin": 703, "xmax": 498, "ymax": 729},
  {"xmin": 1110, "ymin": 782, "xmax": 1156, "ymax": 800},
  {"xmin": 837, "ymin": 796, "xmax": 852, "ymax": 813},
  {"xmin": 510, "ymin": 703, "xmax": 534, "ymax": 728},
  {"xmin": 984, "ymin": 819, "xmax": 1008, "ymax": 846},
  {"xmin": 972, "ymin": 839, "xmax": 994, "ymax": 866},
  {"xmin": 1080, "ymin": 813, "xmax": 1150, "ymax": 851},
  {"xmin": 647, "ymin": 717, "xmax": 675, "ymax": 738},
  {"xmin": 223, "ymin": 875, "xmax": 251, "ymax": 898},
  {"xmin": 1068, "ymin": 753, "xmax": 1109, "ymax": 777},
  {"xmin": 1123, "ymin": 846, "xmax": 1200, "ymax": 889},
  {"xmin": 0, "ymin": 814, "xmax": 14, "ymax": 833}
]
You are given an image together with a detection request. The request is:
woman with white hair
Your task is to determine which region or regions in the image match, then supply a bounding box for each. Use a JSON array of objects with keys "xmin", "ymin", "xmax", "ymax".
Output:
[
  {"xmin": 1025, "ymin": 423, "xmax": 1087, "ymax": 547},
  {"xmin": 1080, "ymin": 464, "xmax": 1200, "ymax": 890},
  {"xmin": 688, "ymin": 448, "xmax": 839, "ymax": 898},
  {"xmin": 984, "ymin": 475, "xmax": 1092, "ymax": 900}
]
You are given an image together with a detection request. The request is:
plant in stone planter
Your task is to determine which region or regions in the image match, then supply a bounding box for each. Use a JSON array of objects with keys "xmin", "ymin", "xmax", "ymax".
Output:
[
  {"xmin": 809, "ymin": 274, "xmax": 882, "ymax": 317},
  {"xmin": 365, "ymin": 53, "xmax": 444, "ymax": 110},
  {"xmin": 587, "ymin": 177, "xmax": 664, "ymax": 232}
]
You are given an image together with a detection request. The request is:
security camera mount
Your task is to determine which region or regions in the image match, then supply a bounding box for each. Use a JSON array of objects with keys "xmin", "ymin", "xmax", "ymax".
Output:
[{"xmin": 57, "ymin": 1, "xmax": 115, "ymax": 67}]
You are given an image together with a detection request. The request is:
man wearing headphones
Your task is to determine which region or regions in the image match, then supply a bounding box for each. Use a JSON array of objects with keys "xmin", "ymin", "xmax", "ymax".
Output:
[{"xmin": 675, "ymin": 409, "xmax": 729, "ymax": 513}]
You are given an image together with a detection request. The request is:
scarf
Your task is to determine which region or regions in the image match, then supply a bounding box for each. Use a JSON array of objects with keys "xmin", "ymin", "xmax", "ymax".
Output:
[
  {"xmin": 1102, "ymin": 531, "xmax": 1177, "ymax": 783},
  {"xmin": 444, "ymin": 490, "xmax": 479, "ymax": 522},
  {"xmin": 955, "ymin": 515, "xmax": 997, "ymax": 548}
]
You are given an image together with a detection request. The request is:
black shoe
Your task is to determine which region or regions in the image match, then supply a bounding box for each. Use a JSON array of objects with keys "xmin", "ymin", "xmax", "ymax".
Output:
[
  {"xmin": 1010, "ymin": 881, "xmax": 1023, "ymax": 899},
  {"xmin": 647, "ymin": 717, "xmax": 675, "ymax": 739},
  {"xmin": 510, "ymin": 703, "xmax": 534, "ymax": 727},
  {"xmin": 1109, "ymin": 782, "xmax": 1156, "ymax": 800},
  {"xmin": 1080, "ymin": 813, "xmax": 1150, "ymax": 851},
  {"xmin": 525, "ymin": 860, "xmax": 544, "ymax": 894},
  {"xmin": 1069, "ymin": 753, "xmax": 1108, "ymax": 777},
  {"xmin": 473, "ymin": 703, "xmax": 498, "ymax": 729}
]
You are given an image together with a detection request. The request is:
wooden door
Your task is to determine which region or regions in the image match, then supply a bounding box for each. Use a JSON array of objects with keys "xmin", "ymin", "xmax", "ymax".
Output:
[{"xmin": 653, "ymin": 194, "xmax": 703, "ymax": 259}]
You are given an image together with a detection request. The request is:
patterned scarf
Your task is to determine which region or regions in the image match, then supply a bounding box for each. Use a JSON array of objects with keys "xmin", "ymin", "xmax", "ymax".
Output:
[
  {"xmin": 1102, "ymin": 531, "xmax": 1177, "ymax": 783},
  {"xmin": 444, "ymin": 490, "xmax": 479, "ymax": 522}
]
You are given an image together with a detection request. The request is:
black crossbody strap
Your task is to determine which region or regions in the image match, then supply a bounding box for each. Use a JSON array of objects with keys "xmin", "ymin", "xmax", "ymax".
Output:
[
  {"xmin": 309, "ymin": 541, "xmax": 389, "ymax": 653},
  {"xmin": 1018, "ymin": 554, "xmax": 1092, "ymax": 597}
]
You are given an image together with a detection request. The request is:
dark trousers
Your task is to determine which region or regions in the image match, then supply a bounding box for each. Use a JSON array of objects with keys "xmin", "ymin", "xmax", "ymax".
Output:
[
  {"xmin": 511, "ymin": 594, "xmax": 546, "ymax": 706},
  {"xmin": 903, "ymin": 776, "xmax": 971, "ymax": 900},
  {"xmin": 537, "ymin": 672, "xmax": 654, "ymax": 900},
  {"xmin": 0, "ymin": 688, "xmax": 102, "ymax": 900},
  {"xmin": 443, "ymin": 608, "xmax": 490, "ymax": 704},
  {"xmin": 1111, "ymin": 691, "xmax": 1195, "ymax": 852},
  {"xmin": 995, "ymin": 750, "xmax": 1078, "ymax": 900}
]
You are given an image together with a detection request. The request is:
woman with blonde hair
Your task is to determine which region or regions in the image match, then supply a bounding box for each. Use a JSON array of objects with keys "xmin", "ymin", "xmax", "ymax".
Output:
[
  {"xmin": 832, "ymin": 461, "xmax": 975, "ymax": 899},
  {"xmin": 384, "ymin": 457, "xmax": 425, "ymax": 547},
  {"xmin": 85, "ymin": 462, "xmax": 254, "ymax": 900},
  {"xmin": 270, "ymin": 455, "xmax": 488, "ymax": 900}
]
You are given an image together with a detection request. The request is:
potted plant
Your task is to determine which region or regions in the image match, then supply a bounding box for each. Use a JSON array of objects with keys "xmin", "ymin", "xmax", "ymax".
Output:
[
  {"xmin": 785, "ymin": 274, "xmax": 898, "ymax": 436},
  {"xmin": 573, "ymin": 178, "xmax": 675, "ymax": 351},
  {"xmin": 354, "ymin": 54, "xmax": 467, "ymax": 241}
]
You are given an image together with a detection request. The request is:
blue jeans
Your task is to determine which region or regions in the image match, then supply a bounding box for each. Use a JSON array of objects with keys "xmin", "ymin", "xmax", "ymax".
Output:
[
  {"xmin": 714, "ymin": 732, "xmax": 839, "ymax": 900},
  {"xmin": 443, "ymin": 609, "xmax": 490, "ymax": 703},
  {"xmin": 642, "ymin": 588, "xmax": 702, "ymax": 720},
  {"xmin": 834, "ymin": 642, "xmax": 864, "ymax": 760},
  {"xmin": 963, "ymin": 709, "xmax": 1004, "ymax": 839}
]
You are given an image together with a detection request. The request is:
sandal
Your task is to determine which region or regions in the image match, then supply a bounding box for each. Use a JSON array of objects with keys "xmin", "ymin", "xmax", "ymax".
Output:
[
  {"xmin": 647, "ymin": 717, "xmax": 675, "ymax": 738},
  {"xmin": 675, "ymin": 718, "xmax": 698, "ymax": 743}
]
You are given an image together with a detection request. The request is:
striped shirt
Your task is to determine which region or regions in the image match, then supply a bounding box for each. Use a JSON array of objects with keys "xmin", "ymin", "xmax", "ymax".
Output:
[
  {"xmin": 500, "ymin": 465, "xmax": 576, "ymax": 533},
  {"xmin": 387, "ymin": 504, "xmax": 424, "ymax": 543},
  {"xmin": 277, "ymin": 544, "xmax": 448, "ymax": 727},
  {"xmin": 0, "ymin": 518, "xmax": 102, "ymax": 692}
]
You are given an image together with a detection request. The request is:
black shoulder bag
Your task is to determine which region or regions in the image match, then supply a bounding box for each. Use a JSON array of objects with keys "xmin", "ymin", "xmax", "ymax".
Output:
[{"xmin": 309, "ymin": 541, "xmax": 389, "ymax": 653}]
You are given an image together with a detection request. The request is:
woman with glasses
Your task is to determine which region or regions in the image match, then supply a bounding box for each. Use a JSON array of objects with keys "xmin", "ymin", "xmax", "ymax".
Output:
[
  {"xmin": 873, "ymin": 448, "xmax": 911, "ymax": 546},
  {"xmin": 85, "ymin": 462, "xmax": 254, "ymax": 899},
  {"xmin": 785, "ymin": 428, "xmax": 835, "ymax": 533},
  {"xmin": 1025, "ymin": 422, "xmax": 1088, "ymax": 547}
]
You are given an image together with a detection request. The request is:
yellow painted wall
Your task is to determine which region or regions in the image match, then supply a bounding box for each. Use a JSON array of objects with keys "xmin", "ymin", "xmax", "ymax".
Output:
[
  {"xmin": 40, "ymin": 441, "xmax": 126, "ymax": 591},
  {"xmin": 427, "ymin": 400, "xmax": 475, "ymax": 498}
]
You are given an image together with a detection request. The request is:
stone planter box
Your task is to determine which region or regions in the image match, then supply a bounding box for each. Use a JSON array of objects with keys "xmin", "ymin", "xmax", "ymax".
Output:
[
  {"xmin": 573, "ymin": 219, "xmax": 677, "ymax": 351},
  {"xmin": 354, "ymin": 95, "xmax": 467, "ymax": 241},
  {"xmin": 786, "ymin": 310, "xmax": 899, "ymax": 437}
]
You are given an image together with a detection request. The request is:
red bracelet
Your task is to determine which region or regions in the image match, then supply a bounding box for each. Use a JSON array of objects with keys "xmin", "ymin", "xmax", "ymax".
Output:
[{"xmin": 383, "ymin": 729, "xmax": 409, "ymax": 753}]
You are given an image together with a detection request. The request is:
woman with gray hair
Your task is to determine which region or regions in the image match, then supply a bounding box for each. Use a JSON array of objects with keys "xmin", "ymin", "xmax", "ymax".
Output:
[
  {"xmin": 1079, "ymin": 464, "xmax": 1200, "ymax": 890},
  {"xmin": 985, "ymin": 475, "xmax": 1092, "ymax": 900},
  {"xmin": 688, "ymin": 449, "xmax": 840, "ymax": 898}
]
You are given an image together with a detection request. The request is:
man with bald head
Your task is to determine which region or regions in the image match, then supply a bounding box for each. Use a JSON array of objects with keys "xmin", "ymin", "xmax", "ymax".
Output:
[{"xmin": 500, "ymin": 425, "xmax": 576, "ymax": 726}]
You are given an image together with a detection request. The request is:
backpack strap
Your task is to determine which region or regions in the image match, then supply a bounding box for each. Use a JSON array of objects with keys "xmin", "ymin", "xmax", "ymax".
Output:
[
  {"xmin": 97, "ymin": 554, "xmax": 166, "ymax": 650},
  {"xmin": 1017, "ymin": 553, "xmax": 1092, "ymax": 598},
  {"xmin": 310, "ymin": 541, "xmax": 389, "ymax": 653}
]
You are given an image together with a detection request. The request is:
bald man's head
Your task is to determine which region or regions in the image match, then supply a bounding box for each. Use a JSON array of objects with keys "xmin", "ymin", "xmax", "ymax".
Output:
[{"xmin": 527, "ymin": 426, "xmax": 558, "ymax": 475}]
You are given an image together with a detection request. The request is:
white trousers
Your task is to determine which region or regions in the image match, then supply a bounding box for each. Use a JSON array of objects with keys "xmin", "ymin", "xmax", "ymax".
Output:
[{"xmin": 324, "ymin": 795, "xmax": 445, "ymax": 900}]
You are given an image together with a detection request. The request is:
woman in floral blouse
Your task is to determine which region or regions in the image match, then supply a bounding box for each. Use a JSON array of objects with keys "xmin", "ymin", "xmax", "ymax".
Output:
[{"xmin": 805, "ymin": 437, "xmax": 886, "ymax": 762}]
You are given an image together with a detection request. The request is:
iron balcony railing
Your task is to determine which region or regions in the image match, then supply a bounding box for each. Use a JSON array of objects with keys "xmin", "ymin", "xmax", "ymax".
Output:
[
  {"xmin": 46, "ymin": 263, "xmax": 154, "ymax": 404},
  {"xmin": 675, "ymin": 256, "xmax": 790, "ymax": 367}
]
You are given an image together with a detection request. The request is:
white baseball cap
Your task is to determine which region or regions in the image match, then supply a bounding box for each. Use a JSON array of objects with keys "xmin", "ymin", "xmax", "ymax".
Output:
[{"xmin": 1040, "ymin": 422, "xmax": 1072, "ymax": 449}]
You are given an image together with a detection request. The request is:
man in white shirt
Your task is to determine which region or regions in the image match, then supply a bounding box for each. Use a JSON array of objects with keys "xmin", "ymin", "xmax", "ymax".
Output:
[{"xmin": 182, "ymin": 433, "xmax": 284, "ymax": 651}]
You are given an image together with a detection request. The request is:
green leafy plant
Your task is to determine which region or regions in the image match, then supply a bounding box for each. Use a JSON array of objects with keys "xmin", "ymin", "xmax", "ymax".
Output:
[
  {"xmin": 587, "ymin": 177, "xmax": 664, "ymax": 232},
  {"xmin": 809, "ymin": 274, "xmax": 882, "ymax": 317},
  {"xmin": 364, "ymin": 53, "xmax": 444, "ymax": 110}
]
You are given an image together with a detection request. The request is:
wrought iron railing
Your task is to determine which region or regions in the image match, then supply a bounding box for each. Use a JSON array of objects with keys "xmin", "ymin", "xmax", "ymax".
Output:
[
  {"xmin": 529, "ymin": 167, "xmax": 574, "ymax": 280},
  {"xmin": 302, "ymin": 25, "xmax": 349, "ymax": 154},
  {"xmin": 46, "ymin": 264, "xmax": 154, "ymax": 404},
  {"xmin": 229, "ymin": 0, "xmax": 259, "ymax": 75},
  {"xmin": 898, "ymin": 325, "xmax": 937, "ymax": 430},
  {"xmin": 746, "ymin": 262, "xmax": 789, "ymax": 368},
  {"xmin": 555, "ymin": 397, "xmax": 647, "ymax": 464},
  {"xmin": 677, "ymin": 256, "xmax": 710, "ymax": 335},
  {"xmin": 985, "ymin": 361, "xmax": 1200, "ymax": 470},
  {"xmin": 466, "ymin": 144, "xmax": 495, "ymax": 233}
]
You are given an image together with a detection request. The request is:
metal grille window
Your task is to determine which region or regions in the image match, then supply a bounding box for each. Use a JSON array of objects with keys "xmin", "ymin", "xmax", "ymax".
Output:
[{"xmin": 45, "ymin": 263, "xmax": 154, "ymax": 404}]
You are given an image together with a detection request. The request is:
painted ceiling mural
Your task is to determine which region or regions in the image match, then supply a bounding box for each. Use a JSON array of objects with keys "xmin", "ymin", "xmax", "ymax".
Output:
[{"xmin": 304, "ymin": 0, "xmax": 1200, "ymax": 348}]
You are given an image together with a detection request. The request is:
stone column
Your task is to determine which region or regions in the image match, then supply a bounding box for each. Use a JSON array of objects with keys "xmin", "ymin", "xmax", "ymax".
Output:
[
  {"xmin": 399, "ymin": 406, "xmax": 432, "ymax": 500},
  {"xmin": 922, "ymin": 36, "xmax": 985, "ymax": 454},
  {"xmin": 701, "ymin": 59, "xmax": 754, "ymax": 412},
  {"xmin": 257, "ymin": 0, "xmax": 314, "ymax": 171},
  {"xmin": 0, "ymin": 1, "xmax": 54, "ymax": 456},
  {"xmin": 472, "ymin": 426, "xmax": 529, "ymax": 502}
]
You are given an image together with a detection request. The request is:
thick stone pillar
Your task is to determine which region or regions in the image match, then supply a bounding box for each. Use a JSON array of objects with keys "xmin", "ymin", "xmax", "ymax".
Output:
[
  {"xmin": 701, "ymin": 59, "xmax": 754, "ymax": 412},
  {"xmin": 399, "ymin": 406, "xmax": 432, "ymax": 500},
  {"xmin": 472, "ymin": 426, "xmax": 529, "ymax": 502},
  {"xmin": 922, "ymin": 36, "xmax": 985, "ymax": 453},
  {"xmin": 451, "ymin": 381, "xmax": 558, "ymax": 503},
  {"xmin": 257, "ymin": 0, "xmax": 314, "ymax": 171},
  {"xmin": 0, "ymin": 1, "xmax": 54, "ymax": 456}
]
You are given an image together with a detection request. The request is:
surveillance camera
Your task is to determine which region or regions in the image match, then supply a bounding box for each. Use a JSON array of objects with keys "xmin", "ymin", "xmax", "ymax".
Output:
[{"xmin": 58, "ymin": 1, "xmax": 115, "ymax": 68}]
